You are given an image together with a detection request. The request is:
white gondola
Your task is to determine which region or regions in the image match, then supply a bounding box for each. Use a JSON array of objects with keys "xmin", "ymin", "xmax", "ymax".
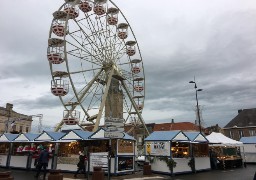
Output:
[
  {"xmin": 117, "ymin": 23, "xmax": 128, "ymax": 39},
  {"xmin": 64, "ymin": 4, "xmax": 79, "ymax": 19},
  {"xmin": 63, "ymin": 109, "xmax": 80, "ymax": 125},
  {"xmin": 51, "ymin": 79, "xmax": 69, "ymax": 96},
  {"xmin": 79, "ymin": 0, "xmax": 92, "ymax": 13},
  {"xmin": 107, "ymin": 7, "xmax": 119, "ymax": 25}
]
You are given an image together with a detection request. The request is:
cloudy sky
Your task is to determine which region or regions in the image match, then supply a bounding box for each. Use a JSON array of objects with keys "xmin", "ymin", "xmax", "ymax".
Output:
[{"xmin": 1, "ymin": 0, "xmax": 256, "ymax": 130}]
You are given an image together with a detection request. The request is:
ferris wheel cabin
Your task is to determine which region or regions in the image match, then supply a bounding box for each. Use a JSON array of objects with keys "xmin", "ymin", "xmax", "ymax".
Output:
[
  {"xmin": 117, "ymin": 23, "xmax": 128, "ymax": 39},
  {"xmin": 126, "ymin": 41, "xmax": 136, "ymax": 56},
  {"xmin": 51, "ymin": 79, "xmax": 69, "ymax": 96},
  {"xmin": 64, "ymin": 4, "xmax": 79, "ymax": 19},
  {"xmin": 63, "ymin": 109, "xmax": 80, "ymax": 125},
  {"xmin": 79, "ymin": 0, "xmax": 92, "ymax": 13},
  {"xmin": 107, "ymin": 7, "xmax": 119, "ymax": 25},
  {"xmin": 93, "ymin": 0, "xmax": 107, "ymax": 16}
]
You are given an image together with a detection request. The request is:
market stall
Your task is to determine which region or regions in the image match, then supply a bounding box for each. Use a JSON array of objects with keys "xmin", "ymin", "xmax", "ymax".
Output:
[
  {"xmin": 206, "ymin": 132, "xmax": 243, "ymax": 169},
  {"xmin": 10, "ymin": 133, "xmax": 40, "ymax": 169},
  {"xmin": 144, "ymin": 130, "xmax": 192, "ymax": 175},
  {"xmin": 240, "ymin": 136, "xmax": 256, "ymax": 163},
  {"xmin": 56, "ymin": 130, "xmax": 93, "ymax": 171},
  {"xmin": 0, "ymin": 133, "xmax": 19, "ymax": 167},
  {"xmin": 88, "ymin": 128, "xmax": 136, "ymax": 175},
  {"xmin": 34, "ymin": 131, "xmax": 65, "ymax": 169},
  {"xmin": 184, "ymin": 132, "xmax": 210, "ymax": 171}
]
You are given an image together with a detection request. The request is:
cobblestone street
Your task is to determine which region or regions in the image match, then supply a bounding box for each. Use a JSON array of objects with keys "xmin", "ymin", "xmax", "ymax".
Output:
[{"xmin": 1, "ymin": 164, "xmax": 255, "ymax": 180}]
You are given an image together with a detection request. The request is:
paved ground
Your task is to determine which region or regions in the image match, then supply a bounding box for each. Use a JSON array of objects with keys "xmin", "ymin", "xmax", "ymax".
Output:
[{"xmin": 1, "ymin": 164, "xmax": 255, "ymax": 180}]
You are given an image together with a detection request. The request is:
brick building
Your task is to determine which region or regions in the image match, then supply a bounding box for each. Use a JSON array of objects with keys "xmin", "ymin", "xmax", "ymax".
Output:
[
  {"xmin": 0, "ymin": 103, "xmax": 33, "ymax": 133},
  {"xmin": 223, "ymin": 108, "xmax": 256, "ymax": 140}
]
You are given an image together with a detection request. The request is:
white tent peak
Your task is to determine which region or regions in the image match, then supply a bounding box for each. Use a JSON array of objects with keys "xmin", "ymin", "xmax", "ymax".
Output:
[{"xmin": 206, "ymin": 132, "xmax": 243, "ymax": 146}]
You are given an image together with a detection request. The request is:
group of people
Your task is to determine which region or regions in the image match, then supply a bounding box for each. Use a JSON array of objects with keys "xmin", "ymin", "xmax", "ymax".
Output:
[{"xmin": 34, "ymin": 148, "xmax": 86, "ymax": 179}]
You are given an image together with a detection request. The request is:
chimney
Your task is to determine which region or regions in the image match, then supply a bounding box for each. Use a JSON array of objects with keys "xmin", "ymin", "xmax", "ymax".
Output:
[
  {"xmin": 6, "ymin": 103, "xmax": 13, "ymax": 111},
  {"xmin": 238, "ymin": 109, "xmax": 243, "ymax": 114}
]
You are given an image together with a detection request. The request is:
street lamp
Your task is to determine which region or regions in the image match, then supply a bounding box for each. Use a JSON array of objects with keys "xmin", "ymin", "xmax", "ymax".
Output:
[{"xmin": 189, "ymin": 80, "xmax": 203, "ymax": 133}]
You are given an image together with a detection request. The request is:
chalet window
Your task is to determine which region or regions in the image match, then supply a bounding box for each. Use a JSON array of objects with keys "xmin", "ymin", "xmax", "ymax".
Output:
[
  {"xmin": 239, "ymin": 130, "xmax": 244, "ymax": 138},
  {"xmin": 249, "ymin": 130, "xmax": 256, "ymax": 136}
]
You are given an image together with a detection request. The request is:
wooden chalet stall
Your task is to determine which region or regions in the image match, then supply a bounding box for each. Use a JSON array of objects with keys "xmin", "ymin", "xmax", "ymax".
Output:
[
  {"xmin": 240, "ymin": 136, "xmax": 256, "ymax": 163},
  {"xmin": 10, "ymin": 133, "xmax": 40, "ymax": 169},
  {"xmin": 34, "ymin": 131, "xmax": 65, "ymax": 170},
  {"xmin": 183, "ymin": 132, "xmax": 210, "ymax": 171},
  {"xmin": 206, "ymin": 132, "xmax": 244, "ymax": 169},
  {"xmin": 0, "ymin": 133, "xmax": 19, "ymax": 168},
  {"xmin": 56, "ymin": 130, "xmax": 93, "ymax": 171},
  {"xmin": 144, "ymin": 131, "xmax": 193, "ymax": 175},
  {"xmin": 88, "ymin": 128, "xmax": 136, "ymax": 175}
]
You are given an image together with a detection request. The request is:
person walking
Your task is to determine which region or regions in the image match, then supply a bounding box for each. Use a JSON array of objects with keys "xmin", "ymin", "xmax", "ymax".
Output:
[
  {"xmin": 74, "ymin": 151, "xmax": 86, "ymax": 178},
  {"xmin": 35, "ymin": 147, "xmax": 49, "ymax": 180}
]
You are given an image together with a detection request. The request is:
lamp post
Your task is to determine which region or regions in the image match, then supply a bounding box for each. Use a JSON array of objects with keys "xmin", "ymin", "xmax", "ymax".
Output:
[{"xmin": 189, "ymin": 80, "xmax": 203, "ymax": 133}]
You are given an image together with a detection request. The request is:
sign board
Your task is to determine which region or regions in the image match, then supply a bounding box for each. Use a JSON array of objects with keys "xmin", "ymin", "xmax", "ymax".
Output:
[
  {"xmin": 104, "ymin": 117, "xmax": 125, "ymax": 138},
  {"xmin": 90, "ymin": 152, "xmax": 108, "ymax": 172},
  {"xmin": 105, "ymin": 126, "xmax": 124, "ymax": 132},
  {"xmin": 105, "ymin": 122, "xmax": 124, "ymax": 128},
  {"xmin": 105, "ymin": 117, "xmax": 124, "ymax": 123},
  {"xmin": 104, "ymin": 131, "xmax": 124, "ymax": 138}
]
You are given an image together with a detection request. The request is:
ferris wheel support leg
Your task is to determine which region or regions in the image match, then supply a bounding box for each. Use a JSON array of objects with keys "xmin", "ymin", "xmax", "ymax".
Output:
[
  {"xmin": 120, "ymin": 81, "xmax": 150, "ymax": 136},
  {"xmin": 54, "ymin": 69, "xmax": 104, "ymax": 132},
  {"xmin": 93, "ymin": 68, "xmax": 115, "ymax": 132}
]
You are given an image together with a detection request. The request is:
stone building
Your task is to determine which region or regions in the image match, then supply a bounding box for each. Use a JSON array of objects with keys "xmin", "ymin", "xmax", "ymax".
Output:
[
  {"xmin": 223, "ymin": 108, "xmax": 256, "ymax": 140},
  {"xmin": 0, "ymin": 103, "xmax": 33, "ymax": 133}
]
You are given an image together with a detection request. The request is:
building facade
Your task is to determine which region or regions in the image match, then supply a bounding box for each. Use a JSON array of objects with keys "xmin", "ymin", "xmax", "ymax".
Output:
[
  {"xmin": 0, "ymin": 103, "xmax": 33, "ymax": 134},
  {"xmin": 223, "ymin": 109, "xmax": 256, "ymax": 140}
]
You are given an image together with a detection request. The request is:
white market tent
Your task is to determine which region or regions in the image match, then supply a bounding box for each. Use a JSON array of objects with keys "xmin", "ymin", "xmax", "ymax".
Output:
[{"xmin": 206, "ymin": 132, "xmax": 243, "ymax": 146}]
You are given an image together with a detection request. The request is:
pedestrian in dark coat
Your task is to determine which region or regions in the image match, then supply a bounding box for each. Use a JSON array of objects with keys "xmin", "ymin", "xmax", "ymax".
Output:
[
  {"xmin": 74, "ymin": 151, "xmax": 86, "ymax": 178},
  {"xmin": 35, "ymin": 148, "xmax": 49, "ymax": 180}
]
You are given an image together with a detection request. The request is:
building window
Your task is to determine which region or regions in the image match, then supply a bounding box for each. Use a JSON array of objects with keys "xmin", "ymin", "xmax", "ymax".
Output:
[
  {"xmin": 26, "ymin": 127, "xmax": 29, "ymax": 133},
  {"xmin": 19, "ymin": 126, "xmax": 23, "ymax": 133},
  {"xmin": 229, "ymin": 131, "xmax": 233, "ymax": 138},
  {"xmin": 249, "ymin": 130, "xmax": 256, "ymax": 136},
  {"xmin": 239, "ymin": 130, "xmax": 244, "ymax": 138},
  {"xmin": 12, "ymin": 125, "xmax": 16, "ymax": 131}
]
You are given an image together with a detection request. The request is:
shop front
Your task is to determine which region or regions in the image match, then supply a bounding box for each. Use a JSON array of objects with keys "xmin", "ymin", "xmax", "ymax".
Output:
[
  {"xmin": 0, "ymin": 134, "xmax": 18, "ymax": 167},
  {"xmin": 88, "ymin": 128, "xmax": 136, "ymax": 175},
  {"xmin": 206, "ymin": 132, "xmax": 244, "ymax": 170},
  {"xmin": 144, "ymin": 131, "xmax": 192, "ymax": 175},
  {"xmin": 184, "ymin": 132, "xmax": 210, "ymax": 171}
]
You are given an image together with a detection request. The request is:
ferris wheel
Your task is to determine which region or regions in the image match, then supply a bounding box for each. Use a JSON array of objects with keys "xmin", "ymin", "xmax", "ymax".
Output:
[{"xmin": 47, "ymin": 0, "xmax": 148, "ymax": 134}]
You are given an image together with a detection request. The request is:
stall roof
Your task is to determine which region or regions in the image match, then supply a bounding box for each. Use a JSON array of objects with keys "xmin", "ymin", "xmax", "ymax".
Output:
[
  {"xmin": 89, "ymin": 128, "xmax": 135, "ymax": 140},
  {"xmin": 0, "ymin": 133, "xmax": 19, "ymax": 142},
  {"xmin": 60, "ymin": 130, "xmax": 93, "ymax": 141},
  {"xmin": 13, "ymin": 133, "xmax": 40, "ymax": 142},
  {"xmin": 184, "ymin": 132, "xmax": 208, "ymax": 142},
  {"xmin": 144, "ymin": 131, "xmax": 189, "ymax": 141},
  {"xmin": 206, "ymin": 132, "xmax": 243, "ymax": 146},
  {"xmin": 34, "ymin": 131, "xmax": 65, "ymax": 141},
  {"xmin": 240, "ymin": 136, "xmax": 256, "ymax": 144}
]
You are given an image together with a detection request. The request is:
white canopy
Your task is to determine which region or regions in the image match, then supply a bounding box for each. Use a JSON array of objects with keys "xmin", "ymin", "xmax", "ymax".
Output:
[{"xmin": 206, "ymin": 132, "xmax": 243, "ymax": 146}]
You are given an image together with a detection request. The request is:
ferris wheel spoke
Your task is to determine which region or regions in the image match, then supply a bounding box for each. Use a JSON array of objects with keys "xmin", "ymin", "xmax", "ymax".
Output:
[
  {"xmin": 73, "ymin": 19, "xmax": 107, "ymax": 63},
  {"xmin": 69, "ymin": 67, "xmax": 102, "ymax": 75},
  {"xmin": 66, "ymin": 36, "xmax": 103, "ymax": 65},
  {"xmin": 83, "ymin": 14, "xmax": 109, "ymax": 62}
]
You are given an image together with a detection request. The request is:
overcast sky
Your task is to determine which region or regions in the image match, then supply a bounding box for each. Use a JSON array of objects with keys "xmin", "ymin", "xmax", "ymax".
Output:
[{"xmin": 1, "ymin": 0, "xmax": 256, "ymax": 130}]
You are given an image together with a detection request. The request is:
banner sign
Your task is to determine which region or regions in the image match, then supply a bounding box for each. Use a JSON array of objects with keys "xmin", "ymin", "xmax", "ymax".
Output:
[{"xmin": 146, "ymin": 141, "xmax": 170, "ymax": 156}]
